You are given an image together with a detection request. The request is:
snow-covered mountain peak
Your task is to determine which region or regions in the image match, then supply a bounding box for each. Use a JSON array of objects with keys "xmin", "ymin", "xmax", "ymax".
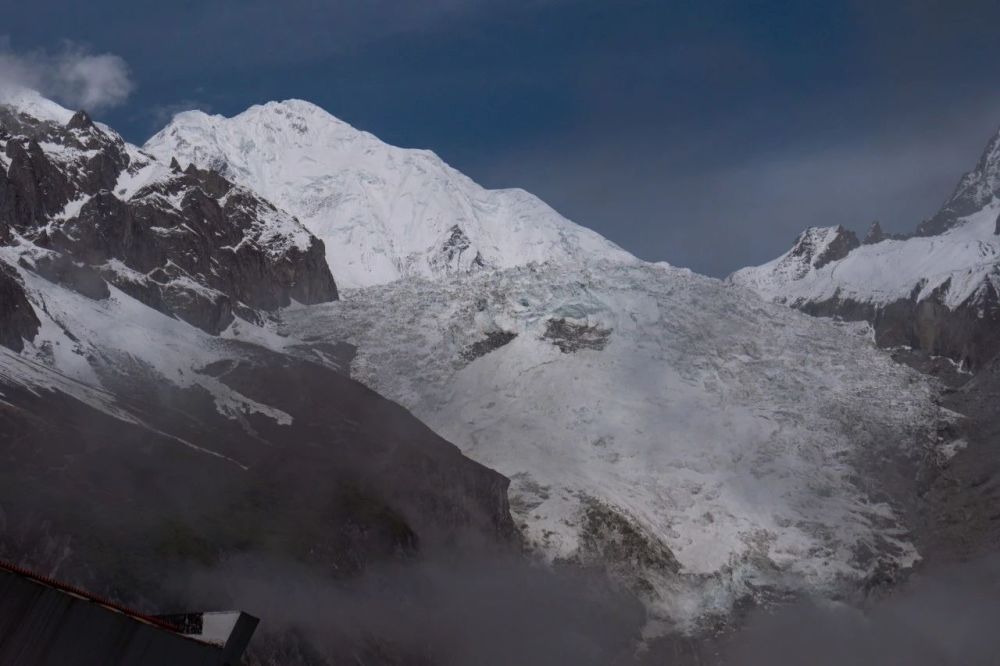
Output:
[
  {"xmin": 166, "ymin": 98, "xmax": 361, "ymax": 148},
  {"xmin": 145, "ymin": 99, "xmax": 636, "ymax": 288}
]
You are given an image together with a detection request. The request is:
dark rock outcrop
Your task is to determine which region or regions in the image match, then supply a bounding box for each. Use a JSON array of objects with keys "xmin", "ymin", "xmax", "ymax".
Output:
[
  {"xmin": 863, "ymin": 220, "xmax": 887, "ymax": 244},
  {"xmin": 792, "ymin": 226, "xmax": 861, "ymax": 268},
  {"xmin": 813, "ymin": 226, "xmax": 859, "ymax": 268},
  {"xmin": 2, "ymin": 139, "xmax": 73, "ymax": 226},
  {"xmin": 906, "ymin": 354, "xmax": 1000, "ymax": 565},
  {"xmin": 0, "ymin": 267, "xmax": 39, "ymax": 351},
  {"xmin": 432, "ymin": 224, "xmax": 487, "ymax": 274},
  {"xmin": 29, "ymin": 253, "xmax": 110, "ymax": 300},
  {"xmin": 917, "ymin": 126, "xmax": 1000, "ymax": 236},
  {"xmin": 781, "ymin": 226, "xmax": 861, "ymax": 277},
  {"xmin": 543, "ymin": 318, "xmax": 612, "ymax": 353},
  {"xmin": 461, "ymin": 330, "xmax": 518, "ymax": 361}
]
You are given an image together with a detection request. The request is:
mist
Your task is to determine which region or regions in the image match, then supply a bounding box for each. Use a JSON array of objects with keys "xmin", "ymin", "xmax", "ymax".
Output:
[
  {"xmin": 0, "ymin": 38, "xmax": 133, "ymax": 110},
  {"xmin": 716, "ymin": 558, "xmax": 1000, "ymax": 666},
  {"xmin": 160, "ymin": 552, "xmax": 1000, "ymax": 665},
  {"xmin": 172, "ymin": 552, "xmax": 646, "ymax": 666}
]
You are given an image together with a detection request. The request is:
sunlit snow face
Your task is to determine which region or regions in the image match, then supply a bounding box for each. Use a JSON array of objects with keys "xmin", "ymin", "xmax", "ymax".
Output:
[{"xmin": 144, "ymin": 101, "xmax": 636, "ymax": 290}]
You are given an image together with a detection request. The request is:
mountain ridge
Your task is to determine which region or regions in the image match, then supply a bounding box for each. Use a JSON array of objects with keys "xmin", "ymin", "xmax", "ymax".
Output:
[{"xmin": 730, "ymin": 124, "xmax": 1000, "ymax": 370}]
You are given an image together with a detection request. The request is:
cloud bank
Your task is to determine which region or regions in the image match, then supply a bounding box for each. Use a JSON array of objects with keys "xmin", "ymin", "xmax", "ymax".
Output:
[{"xmin": 0, "ymin": 38, "xmax": 133, "ymax": 111}]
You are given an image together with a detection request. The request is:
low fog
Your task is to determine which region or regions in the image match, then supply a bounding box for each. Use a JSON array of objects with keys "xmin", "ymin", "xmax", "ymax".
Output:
[
  {"xmin": 166, "ymin": 552, "xmax": 1000, "ymax": 665},
  {"xmin": 719, "ymin": 558, "xmax": 1000, "ymax": 666},
  {"xmin": 172, "ymin": 553, "xmax": 645, "ymax": 666}
]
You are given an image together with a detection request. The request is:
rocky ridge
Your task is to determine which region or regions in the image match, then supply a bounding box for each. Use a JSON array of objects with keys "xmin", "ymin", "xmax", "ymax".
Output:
[
  {"xmin": 730, "ymin": 126, "xmax": 1000, "ymax": 370},
  {"xmin": 0, "ymin": 89, "xmax": 337, "ymax": 337}
]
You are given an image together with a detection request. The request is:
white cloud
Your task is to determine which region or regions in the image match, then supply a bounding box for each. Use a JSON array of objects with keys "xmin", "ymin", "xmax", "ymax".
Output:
[{"xmin": 0, "ymin": 39, "xmax": 134, "ymax": 111}]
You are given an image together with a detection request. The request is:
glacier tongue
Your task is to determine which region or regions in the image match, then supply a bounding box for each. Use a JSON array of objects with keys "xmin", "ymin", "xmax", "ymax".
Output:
[
  {"xmin": 281, "ymin": 260, "xmax": 945, "ymax": 630},
  {"xmin": 144, "ymin": 99, "xmax": 636, "ymax": 289}
]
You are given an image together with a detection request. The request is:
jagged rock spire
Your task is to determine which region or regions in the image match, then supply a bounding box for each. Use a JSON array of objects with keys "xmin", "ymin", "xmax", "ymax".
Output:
[{"xmin": 863, "ymin": 220, "xmax": 886, "ymax": 244}]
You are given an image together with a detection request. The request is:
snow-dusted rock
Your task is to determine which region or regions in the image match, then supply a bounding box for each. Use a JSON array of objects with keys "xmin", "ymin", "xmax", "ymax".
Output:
[{"xmin": 0, "ymin": 89, "xmax": 338, "ymax": 335}]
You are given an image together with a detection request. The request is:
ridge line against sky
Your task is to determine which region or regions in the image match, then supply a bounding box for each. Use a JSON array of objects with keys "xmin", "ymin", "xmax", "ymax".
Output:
[{"xmin": 3, "ymin": 0, "xmax": 1000, "ymax": 276}]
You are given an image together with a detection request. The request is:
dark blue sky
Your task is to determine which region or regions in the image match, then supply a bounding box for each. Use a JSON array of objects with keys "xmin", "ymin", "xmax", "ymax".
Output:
[{"xmin": 5, "ymin": 0, "xmax": 1000, "ymax": 275}]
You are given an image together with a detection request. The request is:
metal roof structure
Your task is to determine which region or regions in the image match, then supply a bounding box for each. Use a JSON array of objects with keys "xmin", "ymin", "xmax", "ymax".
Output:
[{"xmin": 0, "ymin": 559, "xmax": 258, "ymax": 665}]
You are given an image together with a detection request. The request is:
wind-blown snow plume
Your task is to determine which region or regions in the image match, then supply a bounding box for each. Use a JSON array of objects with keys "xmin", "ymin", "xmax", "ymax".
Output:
[{"xmin": 0, "ymin": 38, "xmax": 133, "ymax": 111}]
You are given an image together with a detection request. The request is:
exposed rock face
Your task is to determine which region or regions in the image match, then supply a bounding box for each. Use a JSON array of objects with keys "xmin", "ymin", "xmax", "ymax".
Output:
[
  {"xmin": 30, "ymin": 253, "xmax": 109, "ymax": 299},
  {"xmin": 863, "ymin": 220, "xmax": 887, "ymax": 244},
  {"xmin": 431, "ymin": 224, "xmax": 487, "ymax": 275},
  {"xmin": 542, "ymin": 318, "xmax": 612, "ymax": 353},
  {"xmin": 790, "ymin": 225, "xmax": 860, "ymax": 269},
  {"xmin": 0, "ymin": 266, "xmax": 39, "ymax": 351},
  {"xmin": 797, "ymin": 279, "xmax": 1000, "ymax": 370},
  {"xmin": 0, "ymin": 91, "xmax": 338, "ymax": 334},
  {"xmin": 460, "ymin": 329, "xmax": 518, "ymax": 361}
]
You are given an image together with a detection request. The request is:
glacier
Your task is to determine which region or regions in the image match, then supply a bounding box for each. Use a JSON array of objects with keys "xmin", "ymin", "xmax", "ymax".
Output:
[{"xmin": 280, "ymin": 260, "xmax": 946, "ymax": 631}]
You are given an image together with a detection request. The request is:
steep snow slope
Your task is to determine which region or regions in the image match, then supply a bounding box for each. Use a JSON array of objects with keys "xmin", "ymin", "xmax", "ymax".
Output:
[
  {"xmin": 144, "ymin": 100, "xmax": 635, "ymax": 288},
  {"xmin": 282, "ymin": 260, "xmax": 947, "ymax": 631},
  {"xmin": 730, "ymin": 126, "xmax": 1000, "ymax": 368}
]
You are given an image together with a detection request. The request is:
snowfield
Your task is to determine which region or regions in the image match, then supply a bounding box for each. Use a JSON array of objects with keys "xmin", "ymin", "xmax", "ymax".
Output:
[
  {"xmin": 281, "ymin": 260, "xmax": 945, "ymax": 630},
  {"xmin": 144, "ymin": 100, "xmax": 636, "ymax": 289}
]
